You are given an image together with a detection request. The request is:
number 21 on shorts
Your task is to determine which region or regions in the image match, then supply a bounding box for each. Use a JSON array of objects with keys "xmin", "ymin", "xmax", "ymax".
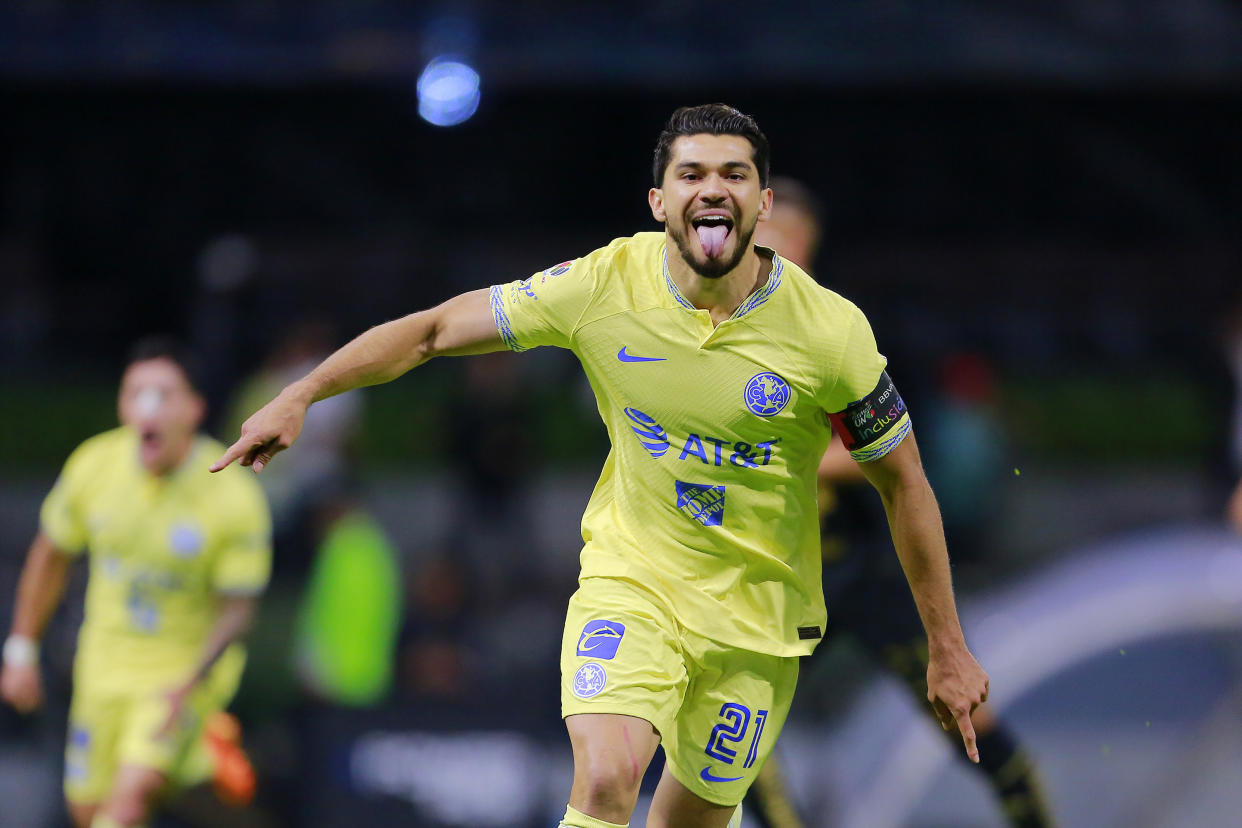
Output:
[{"xmin": 705, "ymin": 703, "xmax": 768, "ymax": 770}]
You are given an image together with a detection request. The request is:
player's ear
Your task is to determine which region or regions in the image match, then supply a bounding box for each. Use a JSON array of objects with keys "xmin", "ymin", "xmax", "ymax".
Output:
[
  {"xmin": 190, "ymin": 392, "xmax": 208, "ymax": 430},
  {"xmin": 648, "ymin": 187, "xmax": 666, "ymax": 223},
  {"xmin": 757, "ymin": 186, "xmax": 773, "ymax": 222}
]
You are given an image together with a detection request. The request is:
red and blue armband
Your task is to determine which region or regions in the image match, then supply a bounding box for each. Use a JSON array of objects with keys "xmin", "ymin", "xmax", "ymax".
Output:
[{"xmin": 826, "ymin": 372, "xmax": 912, "ymax": 462}]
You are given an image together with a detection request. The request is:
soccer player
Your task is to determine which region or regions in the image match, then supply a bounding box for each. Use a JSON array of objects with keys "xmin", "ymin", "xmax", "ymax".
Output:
[
  {"xmin": 0, "ymin": 338, "xmax": 272, "ymax": 828},
  {"xmin": 744, "ymin": 178, "xmax": 1055, "ymax": 827},
  {"xmin": 212, "ymin": 104, "xmax": 989, "ymax": 828}
]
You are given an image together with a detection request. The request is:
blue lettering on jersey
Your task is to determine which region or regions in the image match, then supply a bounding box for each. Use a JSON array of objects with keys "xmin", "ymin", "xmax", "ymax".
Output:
[
  {"xmin": 676, "ymin": 481, "xmax": 726, "ymax": 527},
  {"xmin": 515, "ymin": 277, "xmax": 537, "ymax": 301},
  {"xmin": 744, "ymin": 372, "xmax": 791, "ymax": 417},
  {"xmin": 576, "ymin": 620, "xmax": 626, "ymax": 660},
  {"xmin": 625, "ymin": 407, "xmax": 671, "ymax": 458},
  {"xmin": 678, "ymin": 434, "xmax": 779, "ymax": 467},
  {"xmin": 679, "ymin": 433, "xmax": 708, "ymax": 463}
]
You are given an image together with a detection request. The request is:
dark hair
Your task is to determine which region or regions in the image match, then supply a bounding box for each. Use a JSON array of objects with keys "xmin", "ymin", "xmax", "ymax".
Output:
[
  {"xmin": 126, "ymin": 335, "xmax": 205, "ymax": 392},
  {"xmin": 653, "ymin": 103, "xmax": 770, "ymax": 188}
]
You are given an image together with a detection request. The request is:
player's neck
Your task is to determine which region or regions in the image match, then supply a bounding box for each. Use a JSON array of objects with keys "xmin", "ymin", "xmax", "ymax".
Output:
[
  {"xmin": 666, "ymin": 245, "xmax": 770, "ymax": 326},
  {"xmin": 141, "ymin": 436, "xmax": 197, "ymax": 478}
]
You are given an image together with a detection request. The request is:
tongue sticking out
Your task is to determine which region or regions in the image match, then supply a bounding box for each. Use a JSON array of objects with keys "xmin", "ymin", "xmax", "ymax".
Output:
[{"xmin": 695, "ymin": 224, "xmax": 729, "ymax": 258}]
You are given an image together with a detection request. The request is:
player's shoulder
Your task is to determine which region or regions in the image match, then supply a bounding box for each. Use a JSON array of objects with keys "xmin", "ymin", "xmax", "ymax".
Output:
[
  {"xmin": 579, "ymin": 232, "xmax": 663, "ymax": 275},
  {"xmin": 62, "ymin": 426, "xmax": 133, "ymax": 475},
  {"xmin": 775, "ymin": 256, "xmax": 866, "ymax": 323}
]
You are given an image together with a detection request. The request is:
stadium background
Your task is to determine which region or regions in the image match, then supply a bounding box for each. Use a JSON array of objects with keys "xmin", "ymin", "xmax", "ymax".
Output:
[{"xmin": 1, "ymin": 1, "xmax": 1241, "ymax": 826}]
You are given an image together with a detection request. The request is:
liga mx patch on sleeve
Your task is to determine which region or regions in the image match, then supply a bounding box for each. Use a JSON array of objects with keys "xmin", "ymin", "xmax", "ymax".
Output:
[
  {"xmin": 576, "ymin": 620, "xmax": 626, "ymax": 659},
  {"xmin": 827, "ymin": 371, "xmax": 912, "ymax": 462}
]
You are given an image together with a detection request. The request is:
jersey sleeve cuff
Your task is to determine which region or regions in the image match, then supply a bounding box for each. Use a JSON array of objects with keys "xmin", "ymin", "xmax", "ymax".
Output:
[
  {"xmin": 489, "ymin": 284, "xmax": 528, "ymax": 353},
  {"xmin": 848, "ymin": 412, "xmax": 912, "ymax": 463},
  {"xmin": 39, "ymin": 522, "xmax": 86, "ymax": 557}
]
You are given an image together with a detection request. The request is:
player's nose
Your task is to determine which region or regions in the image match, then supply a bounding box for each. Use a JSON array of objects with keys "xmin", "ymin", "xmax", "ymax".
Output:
[{"xmin": 698, "ymin": 173, "xmax": 728, "ymax": 200}]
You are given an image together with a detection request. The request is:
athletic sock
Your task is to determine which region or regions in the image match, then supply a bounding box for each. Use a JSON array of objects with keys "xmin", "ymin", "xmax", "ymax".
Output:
[
  {"xmin": 974, "ymin": 726, "xmax": 1056, "ymax": 828},
  {"xmin": 558, "ymin": 804, "xmax": 629, "ymax": 828}
]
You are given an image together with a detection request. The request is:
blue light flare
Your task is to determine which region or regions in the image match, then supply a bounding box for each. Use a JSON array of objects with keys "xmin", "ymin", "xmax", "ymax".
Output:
[{"xmin": 417, "ymin": 58, "xmax": 480, "ymax": 127}]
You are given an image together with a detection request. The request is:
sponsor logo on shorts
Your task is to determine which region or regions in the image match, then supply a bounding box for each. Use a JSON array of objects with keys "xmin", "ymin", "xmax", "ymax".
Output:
[
  {"xmin": 576, "ymin": 620, "xmax": 626, "ymax": 660},
  {"xmin": 571, "ymin": 662, "xmax": 608, "ymax": 699},
  {"xmin": 699, "ymin": 765, "xmax": 744, "ymax": 783},
  {"xmin": 675, "ymin": 480, "xmax": 726, "ymax": 527},
  {"xmin": 744, "ymin": 372, "xmax": 791, "ymax": 417}
]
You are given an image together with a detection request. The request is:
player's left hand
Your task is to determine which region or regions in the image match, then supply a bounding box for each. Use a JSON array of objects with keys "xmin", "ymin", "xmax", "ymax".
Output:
[
  {"xmin": 156, "ymin": 682, "xmax": 195, "ymax": 739},
  {"xmin": 926, "ymin": 645, "xmax": 989, "ymax": 763}
]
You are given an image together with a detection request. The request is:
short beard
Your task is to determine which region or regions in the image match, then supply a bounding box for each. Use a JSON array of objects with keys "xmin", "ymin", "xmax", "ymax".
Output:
[{"xmin": 671, "ymin": 220, "xmax": 756, "ymax": 280}]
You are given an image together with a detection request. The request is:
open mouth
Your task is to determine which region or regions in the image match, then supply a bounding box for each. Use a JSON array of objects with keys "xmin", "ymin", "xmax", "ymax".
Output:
[
  {"xmin": 691, "ymin": 214, "xmax": 734, "ymax": 258},
  {"xmin": 140, "ymin": 427, "xmax": 162, "ymax": 452}
]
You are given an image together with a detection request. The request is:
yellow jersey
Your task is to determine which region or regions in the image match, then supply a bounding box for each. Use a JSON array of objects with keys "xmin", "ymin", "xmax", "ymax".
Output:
[
  {"xmin": 41, "ymin": 427, "xmax": 272, "ymax": 693},
  {"xmin": 491, "ymin": 232, "xmax": 911, "ymax": 656}
]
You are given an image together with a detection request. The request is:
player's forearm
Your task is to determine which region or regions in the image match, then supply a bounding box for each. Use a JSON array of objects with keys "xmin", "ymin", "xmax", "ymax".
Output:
[
  {"xmin": 8, "ymin": 532, "xmax": 72, "ymax": 642},
  {"xmin": 289, "ymin": 312, "xmax": 439, "ymax": 406},
  {"xmin": 879, "ymin": 478, "xmax": 967, "ymax": 654},
  {"xmin": 186, "ymin": 596, "xmax": 257, "ymax": 687},
  {"xmin": 289, "ymin": 288, "xmax": 501, "ymax": 406}
]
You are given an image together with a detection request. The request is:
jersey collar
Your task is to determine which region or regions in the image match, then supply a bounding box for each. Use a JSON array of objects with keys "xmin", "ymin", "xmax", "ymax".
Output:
[{"xmin": 661, "ymin": 245, "xmax": 784, "ymax": 321}]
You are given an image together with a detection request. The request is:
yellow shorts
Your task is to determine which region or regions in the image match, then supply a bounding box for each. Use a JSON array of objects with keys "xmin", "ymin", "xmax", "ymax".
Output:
[
  {"xmin": 560, "ymin": 577, "xmax": 799, "ymax": 807},
  {"xmin": 63, "ymin": 682, "xmax": 219, "ymax": 804}
]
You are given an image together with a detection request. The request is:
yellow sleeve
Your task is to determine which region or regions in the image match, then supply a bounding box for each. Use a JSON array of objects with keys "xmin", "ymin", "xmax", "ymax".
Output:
[
  {"xmin": 489, "ymin": 255, "xmax": 598, "ymax": 351},
  {"xmin": 820, "ymin": 306, "xmax": 912, "ymax": 463},
  {"xmin": 39, "ymin": 441, "xmax": 96, "ymax": 555},
  {"xmin": 211, "ymin": 477, "xmax": 273, "ymax": 596}
]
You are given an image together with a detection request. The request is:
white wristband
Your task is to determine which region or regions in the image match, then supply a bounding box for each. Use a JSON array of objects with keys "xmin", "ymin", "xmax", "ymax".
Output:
[{"xmin": 2, "ymin": 635, "xmax": 39, "ymax": 667}]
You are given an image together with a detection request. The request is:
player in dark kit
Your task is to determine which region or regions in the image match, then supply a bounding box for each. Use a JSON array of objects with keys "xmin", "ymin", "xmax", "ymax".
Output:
[{"xmin": 744, "ymin": 177, "xmax": 1055, "ymax": 828}]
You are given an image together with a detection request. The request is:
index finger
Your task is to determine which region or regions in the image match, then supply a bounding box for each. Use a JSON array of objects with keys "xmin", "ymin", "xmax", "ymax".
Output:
[
  {"xmin": 955, "ymin": 708, "xmax": 979, "ymax": 763},
  {"xmin": 210, "ymin": 438, "xmax": 252, "ymax": 473}
]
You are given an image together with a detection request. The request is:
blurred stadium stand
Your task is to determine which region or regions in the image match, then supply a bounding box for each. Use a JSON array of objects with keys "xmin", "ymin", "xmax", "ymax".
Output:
[{"xmin": 2, "ymin": 2, "xmax": 1241, "ymax": 826}]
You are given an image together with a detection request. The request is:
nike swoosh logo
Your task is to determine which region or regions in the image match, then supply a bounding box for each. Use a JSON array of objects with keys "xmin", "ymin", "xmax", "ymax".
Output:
[
  {"xmin": 617, "ymin": 346, "xmax": 666, "ymax": 363},
  {"xmin": 699, "ymin": 765, "xmax": 744, "ymax": 783}
]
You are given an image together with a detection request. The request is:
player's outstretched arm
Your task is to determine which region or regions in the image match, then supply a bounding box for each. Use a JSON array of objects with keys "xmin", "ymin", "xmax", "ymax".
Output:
[
  {"xmin": 1, "ymin": 532, "xmax": 74, "ymax": 713},
  {"xmin": 212, "ymin": 288, "xmax": 504, "ymax": 473},
  {"xmin": 858, "ymin": 434, "xmax": 989, "ymax": 762}
]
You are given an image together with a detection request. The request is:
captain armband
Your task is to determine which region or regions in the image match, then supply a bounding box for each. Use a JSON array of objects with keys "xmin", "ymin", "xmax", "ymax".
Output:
[{"xmin": 826, "ymin": 371, "xmax": 912, "ymax": 463}]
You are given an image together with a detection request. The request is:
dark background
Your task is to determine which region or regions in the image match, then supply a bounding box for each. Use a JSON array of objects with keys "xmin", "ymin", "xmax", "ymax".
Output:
[{"xmin": 2, "ymin": 2, "xmax": 1242, "ymax": 827}]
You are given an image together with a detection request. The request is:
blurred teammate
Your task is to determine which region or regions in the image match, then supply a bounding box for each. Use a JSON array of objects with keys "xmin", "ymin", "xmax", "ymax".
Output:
[
  {"xmin": 212, "ymin": 104, "xmax": 988, "ymax": 828},
  {"xmin": 1, "ymin": 338, "xmax": 271, "ymax": 828},
  {"xmin": 745, "ymin": 177, "xmax": 1054, "ymax": 827}
]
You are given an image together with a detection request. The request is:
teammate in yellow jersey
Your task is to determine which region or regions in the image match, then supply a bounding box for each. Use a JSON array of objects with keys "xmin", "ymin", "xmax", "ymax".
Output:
[
  {"xmin": 1, "ymin": 338, "xmax": 272, "ymax": 828},
  {"xmin": 213, "ymin": 104, "xmax": 988, "ymax": 828}
]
